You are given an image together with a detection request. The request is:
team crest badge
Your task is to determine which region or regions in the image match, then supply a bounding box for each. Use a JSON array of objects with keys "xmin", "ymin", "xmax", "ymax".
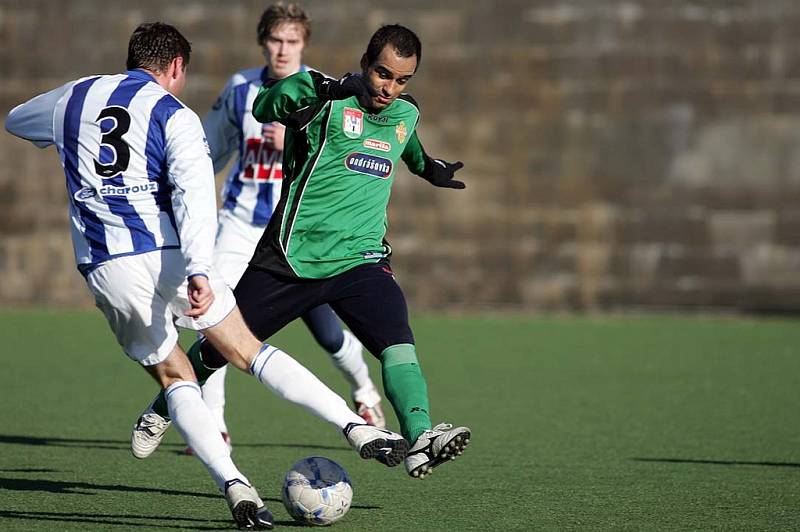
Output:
[
  {"xmin": 343, "ymin": 107, "xmax": 364, "ymax": 139},
  {"xmin": 396, "ymin": 121, "xmax": 407, "ymax": 144}
]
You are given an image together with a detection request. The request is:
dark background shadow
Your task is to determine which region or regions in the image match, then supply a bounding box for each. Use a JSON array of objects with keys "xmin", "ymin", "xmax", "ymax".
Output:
[
  {"xmin": 631, "ymin": 457, "xmax": 800, "ymax": 468},
  {"xmin": 0, "ymin": 510, "xmax": 232, "ymax": 530}
]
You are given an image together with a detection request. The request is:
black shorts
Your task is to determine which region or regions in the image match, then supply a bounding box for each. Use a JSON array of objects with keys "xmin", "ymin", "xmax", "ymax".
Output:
[{"xmin": 201, "ymin": 261, "xmax": 415, "ymax": 366}]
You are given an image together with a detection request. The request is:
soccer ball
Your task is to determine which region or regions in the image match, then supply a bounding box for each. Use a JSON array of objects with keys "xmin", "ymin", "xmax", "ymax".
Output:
[{"xmin": 281, "ymin": 456, "xmax": 353, "ymax": 526}]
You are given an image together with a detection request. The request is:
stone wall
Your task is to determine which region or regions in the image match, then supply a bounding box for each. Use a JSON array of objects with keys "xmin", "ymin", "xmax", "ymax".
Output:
[{"xmin": 2, "ymin": 0, "xmax": 800, "ymax": 311}]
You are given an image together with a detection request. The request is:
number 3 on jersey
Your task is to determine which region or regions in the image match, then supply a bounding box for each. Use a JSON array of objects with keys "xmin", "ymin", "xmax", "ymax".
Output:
[{"xmin": 94, "ymin": 106, "xmax": 131, "ymax": 178}]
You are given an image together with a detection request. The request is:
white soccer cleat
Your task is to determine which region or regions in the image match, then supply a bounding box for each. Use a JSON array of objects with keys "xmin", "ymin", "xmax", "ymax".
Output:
[
  {"xmin": 224, "ymin": 479, "xmax": 274, "ymax": 530},
  {"xmin": 131, "ymin": 404, "xmax": 171, "ymax": 459},
  {"xmin": 405, "ymin": 423, "xmax": 471, "ymax": 479},
  {"xmin": 343, "ymin": 422, "xmax": 408, "ymax": 467},
  {"xmin": 352, "ymin": 385, "xmax": 387, "ymax": 429}
]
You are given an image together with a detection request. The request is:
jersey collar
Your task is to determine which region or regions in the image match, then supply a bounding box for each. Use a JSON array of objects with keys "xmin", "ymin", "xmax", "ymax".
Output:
[{"xmin": 126, "ymin": 69, "xmax": 158, "ymax": 83}]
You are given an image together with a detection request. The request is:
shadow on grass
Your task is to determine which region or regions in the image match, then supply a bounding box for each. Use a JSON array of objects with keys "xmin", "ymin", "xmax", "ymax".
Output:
[
  {"xmin": 0, "ymin": 434, "xmax": 349, "ymax": 453},
  {"xmin": 0, "ymin": 468, "xmax": 59, "ymax": 473},
  {"xmin": 273, "ymin": 520, "xmax": 316, "ymax": 527},
  {"xmin": 0, "ymin": 510, "xmax": 230, "ymax": 530},
  {"xmin": 0, "ymin": 434, "xmax": 132, "ymax": 451},
  {"xmin": 632, "ymin": 457, "xmax": 800, "ymax": 468},
  {"xmin": 0, "ymin": 477, "xmax": 379, "ymax": 510},
  {"xmin": 0, "ymin": 477, "xmax": 219, "ymax": 498},
  {"xmin": 0, "ymin": 510, "xmax": 351, "ymax": 529}
]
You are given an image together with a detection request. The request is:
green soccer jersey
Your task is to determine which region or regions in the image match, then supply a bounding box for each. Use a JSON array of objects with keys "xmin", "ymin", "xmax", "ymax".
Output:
[{"xmin": 249, "ymin": 71, "xmax": 430, "ymax": 279}]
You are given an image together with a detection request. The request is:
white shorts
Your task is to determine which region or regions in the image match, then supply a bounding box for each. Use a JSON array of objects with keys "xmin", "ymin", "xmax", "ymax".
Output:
[
  {"xmin": 214, "ymin": 209, "xmax": 266, "ymax": 288},
  {"xmin": 85, "ymin": 249, "xmax": 237, "ymax": 366}
]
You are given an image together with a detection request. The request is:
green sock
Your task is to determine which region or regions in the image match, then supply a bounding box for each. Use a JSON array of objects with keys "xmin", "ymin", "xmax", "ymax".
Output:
[
  {"xmin": 152, "ymin": 340, "xmax": 222, "ymax": 419},
  {"xmin": 381, "ymin": 344, "xmax": 431, "ymax": 443}
]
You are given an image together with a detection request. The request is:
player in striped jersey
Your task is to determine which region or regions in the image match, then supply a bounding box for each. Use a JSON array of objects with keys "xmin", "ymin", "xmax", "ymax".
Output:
[
  {"xmin": 194, "ymin": 3, "xmax": 386, "ymax": 450},
  {"xmin": 5, "ymin": 22, "xmax": 407, "ymax": 529}
]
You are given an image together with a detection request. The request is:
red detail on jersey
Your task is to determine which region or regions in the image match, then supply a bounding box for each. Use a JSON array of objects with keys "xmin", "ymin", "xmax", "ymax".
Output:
[
  {"xmin": 343, "ymin": 107, "xmax": 364, "ymax": 138},
  {"xmin": 241, "ymin": 138, "xmax": 283, "ymax": 182},
  {"xmin": 363, "ymin": 138, "xmax": 391, "ymax": 152}
]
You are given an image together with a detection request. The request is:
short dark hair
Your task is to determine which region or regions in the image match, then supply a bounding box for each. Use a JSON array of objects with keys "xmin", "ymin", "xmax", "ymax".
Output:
[
  {"xmin": 364, "ymin": 24, "xmax": 422, "ymax": 71},
  {"xmin": 257, "ymin": 3, "xmax": 311, "ymax": 45},
  {"xmin": 126, "ymin": 22, "xmax": 191, "ymax": 73}
]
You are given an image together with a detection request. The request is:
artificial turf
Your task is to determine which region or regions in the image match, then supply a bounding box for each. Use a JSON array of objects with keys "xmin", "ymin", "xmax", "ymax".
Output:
[{"xmin": 1, "ymin": 310, "xmax": 799, "ymax": 530}]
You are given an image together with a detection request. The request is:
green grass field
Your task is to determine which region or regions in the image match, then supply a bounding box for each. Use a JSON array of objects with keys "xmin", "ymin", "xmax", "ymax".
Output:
[{"xmin": 1, "ymin": 309, "xmax": 799, "ymax": 530}]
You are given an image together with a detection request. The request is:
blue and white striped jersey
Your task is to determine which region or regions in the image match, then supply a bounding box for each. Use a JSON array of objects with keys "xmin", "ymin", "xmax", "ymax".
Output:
[
  {"xmin": 203, "ymin": 65, "xmax": 313, "ymax": 226},
  {"xmin": 5, "ymin": 69, "xmax": 217, "ymax": 277}
]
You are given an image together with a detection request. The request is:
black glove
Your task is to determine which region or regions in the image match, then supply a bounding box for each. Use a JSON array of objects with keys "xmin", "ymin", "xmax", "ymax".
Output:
[
  {"xmin": 421, "ymin": 156, "xmax": 466, "ymax": 189},
  {"xmin": 319, "ymin": 73, "xmax": 377, "ymax": 109}
]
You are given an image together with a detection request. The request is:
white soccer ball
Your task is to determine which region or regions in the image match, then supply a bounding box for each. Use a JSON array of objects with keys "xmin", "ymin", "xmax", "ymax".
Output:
[{"xmin": 281, "ymin": 456, "xmax": 353, "ymax": 526}]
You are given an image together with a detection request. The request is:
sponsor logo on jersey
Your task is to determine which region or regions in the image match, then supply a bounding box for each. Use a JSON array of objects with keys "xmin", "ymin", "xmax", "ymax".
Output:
[
  {"xmin": 366, "ymin": 113, "xmax": 389, "ymax": 124},
  {"xmin": 363, "ymin": 139, "xmax": 391, "ymax": 152},
  {"xmin": 73, "ymin": 187, "xmax": 97, "ymax": 202},
  {"xmin": 396, "ymin": 121, "xmax": 407, "ymax": 144},
  {"xmin": 363, "ymin": 251, "xmax": 387, "ymax": 259},
  {"xmin": 241, "ymin": 137, "xmax": 283, "ymax": 182},
  {"xmin": 343, "ymin": 107, "xmax": 364, "ymax": 138},
  {"xmin": 345, "ymin": 152, "xmax": 393, "ymax": 179},
  {"xmin": 98, "ymin": 182, "xmax": 159, "ymax": 197}
]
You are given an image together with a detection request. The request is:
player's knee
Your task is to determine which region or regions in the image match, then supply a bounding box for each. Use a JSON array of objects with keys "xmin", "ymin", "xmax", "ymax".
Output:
[
  {"xmin": 145, "ymin": 351, "xmax": 198, "ymax": 389},
  {"xmin": 380, "ymin": 343, "xmax": 418, "ymax": 367}
]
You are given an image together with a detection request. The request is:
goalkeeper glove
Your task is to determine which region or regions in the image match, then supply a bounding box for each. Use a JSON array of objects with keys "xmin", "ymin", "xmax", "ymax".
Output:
[
  {"xmin": 421, "ymin": 156, "xmax": 466, "ymax": 189},
  {"xmin": 319, "ymin": 73, "xmax": 377, "ymax": 109}
]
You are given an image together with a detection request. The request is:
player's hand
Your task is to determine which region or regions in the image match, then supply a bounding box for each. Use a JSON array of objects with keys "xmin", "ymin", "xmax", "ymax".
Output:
[
  {"xmin": 185, "ymin": 274, "xmax": 215, "ymax": 318},
  {"xmin": 263, "ymin": 122, "xmax": 286, "ymax": 151},
  {"xmin": 422, "ymin": 157, "xmax": 466, "ymax": 189},
  {"xmin": 320, "ymin": 73, "xmax": 377, "ymax": 109}
]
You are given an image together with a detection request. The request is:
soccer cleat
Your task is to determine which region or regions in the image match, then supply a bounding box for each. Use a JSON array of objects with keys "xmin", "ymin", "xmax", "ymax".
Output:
[
  {"xmin": 352, "ymin": 385, "xmax": 387, "ymax": 429},
  {"xmin": 185, "ymin": 431, "xmax": 232, "ymax": 456},
  {"xmin": 131, "ymin": 403, "xmax": 172, "ymax": 459},
  {"xmin": 224, "ymin": 479, "xmax": 274, "ymax": 530},
  {"xmin": 405, "ymin": 423, "xmax": 471, "ymax": 479},
  {"xmin": 343, "ymin": 422, "xmax": 408, "ymax": 467}
]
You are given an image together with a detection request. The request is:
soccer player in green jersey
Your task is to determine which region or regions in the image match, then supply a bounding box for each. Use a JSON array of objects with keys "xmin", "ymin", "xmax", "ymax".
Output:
[
  {"xmin": 191, "ymin": 3, "xmax": 387, "ymax": 458},
  {"xmin": 132, "ymin": 24, "xmax": 470, "ymax": 479}
]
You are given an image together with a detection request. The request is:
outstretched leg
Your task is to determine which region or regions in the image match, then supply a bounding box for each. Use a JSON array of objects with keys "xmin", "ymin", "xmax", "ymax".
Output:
[
  {"xmin": 328, "ymin": 262, "xmax": 472, "ymax": 479},
  {"xmin": 133, "ymin": 306, "xmax": 408, "ymax": 466}
]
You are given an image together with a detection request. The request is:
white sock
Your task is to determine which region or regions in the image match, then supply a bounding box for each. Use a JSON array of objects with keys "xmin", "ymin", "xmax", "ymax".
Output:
[
  {"xmin": 250, "ymin": 344, "xmax": 364, "ymax": 429},
  {"xmin": 165, "ymin": 381, "xmax": 248, "ymax": 490},
  {"xmin": 201, "ymin": 365, "xmax": 229, "ymax": 433},
  {"xmin": 329, "ymin": 330, "xmax": 373, "ymax": 392}
]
